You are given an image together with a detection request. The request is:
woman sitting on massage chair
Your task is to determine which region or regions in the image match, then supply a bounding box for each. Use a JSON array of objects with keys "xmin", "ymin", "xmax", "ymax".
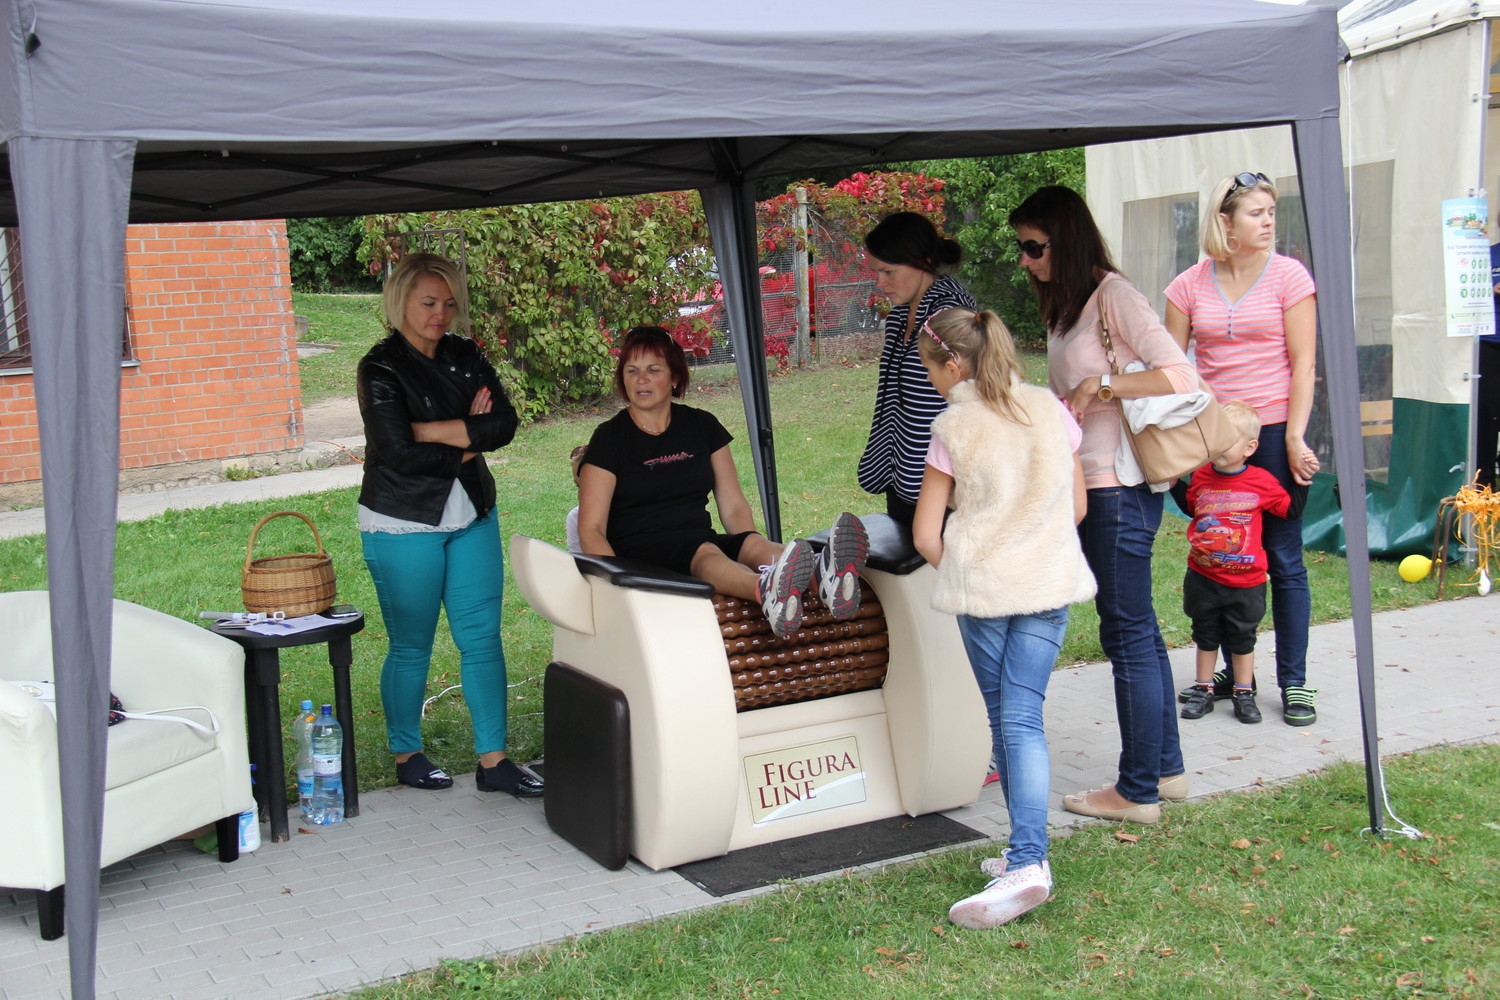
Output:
[{"xmin": 576, "ymin": 326, "xmax": 869, "ymax": 640}]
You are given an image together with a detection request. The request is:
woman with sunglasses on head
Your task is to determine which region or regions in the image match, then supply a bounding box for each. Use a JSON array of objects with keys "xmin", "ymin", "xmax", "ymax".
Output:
[
  {"xmin": 1164, "ymin": 171, "xmax": 1320, "ymax": 727},
  {"xmin": 1007, "ymin": 185, "xmax": 1196, "ymax": 825},
  {"xmin": 857, "ymin": 212, "xmax": 977, "ymax": 527}
]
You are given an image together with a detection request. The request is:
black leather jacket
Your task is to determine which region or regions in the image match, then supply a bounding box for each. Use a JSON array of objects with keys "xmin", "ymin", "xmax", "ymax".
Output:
[{"xmin": 356, "ymin": 331, "xmax": 518, "ymax": 525}]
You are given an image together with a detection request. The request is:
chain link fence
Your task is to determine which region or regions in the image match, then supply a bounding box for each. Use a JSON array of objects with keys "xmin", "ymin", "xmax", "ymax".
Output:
[{"xmin": 683, "ymin": 203, "xmax": 883, "ymax": 369}]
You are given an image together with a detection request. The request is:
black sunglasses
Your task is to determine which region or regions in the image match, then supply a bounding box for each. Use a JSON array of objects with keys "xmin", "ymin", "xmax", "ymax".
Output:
[
  {"xmin": 1015, "ymin": 238, "xmax": 1051, "ymax": 260},
  {"xmin": 1230, "ymin": 171, "xmax": 1270, "ymax": 192}
]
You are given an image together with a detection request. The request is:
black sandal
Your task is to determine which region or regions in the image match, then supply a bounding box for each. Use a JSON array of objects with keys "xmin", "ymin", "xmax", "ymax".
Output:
[
  {"xmin": 475, "ymin": 757, "xmax": 544, "ymax": 798},
  {"xmin": 396, "ymin": 752, "xmax": 454, "ymax": 790}
]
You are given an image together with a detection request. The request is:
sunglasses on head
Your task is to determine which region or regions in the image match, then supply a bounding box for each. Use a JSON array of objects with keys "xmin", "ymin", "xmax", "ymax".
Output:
[
  {"xmin": 1015, "ymin": 238, "xmax": 1051, "ymax": 260},
  {"xmin": 1230, "ymin": 171, "xmax": 1270, "ymax": 192}
]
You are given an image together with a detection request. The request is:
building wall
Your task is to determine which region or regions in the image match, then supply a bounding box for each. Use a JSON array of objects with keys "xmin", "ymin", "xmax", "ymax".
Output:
[{"xmin": 0, "ymin": 221, "xmax": 302, "ymax": 492}]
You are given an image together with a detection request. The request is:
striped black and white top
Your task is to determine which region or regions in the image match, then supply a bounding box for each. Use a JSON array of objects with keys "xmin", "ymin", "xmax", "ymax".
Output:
[{"xmin": 857, "ymin": 275, "xmax": 977, "ymax": 506}]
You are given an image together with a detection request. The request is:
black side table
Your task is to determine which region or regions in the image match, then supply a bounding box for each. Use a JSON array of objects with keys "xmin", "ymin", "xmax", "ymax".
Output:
[{"xmin": 212, "ymin": 611, "xmax": 365, "ymax": 843}]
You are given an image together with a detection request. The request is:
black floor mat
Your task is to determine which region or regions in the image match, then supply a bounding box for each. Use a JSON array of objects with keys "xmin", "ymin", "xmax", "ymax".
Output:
[{"xmin": 674, "ymin": 813, "xmax": 985, "ymax": 897}]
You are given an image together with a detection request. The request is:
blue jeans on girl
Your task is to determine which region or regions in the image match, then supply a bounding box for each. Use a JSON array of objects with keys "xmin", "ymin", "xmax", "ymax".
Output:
[
  {"xmin": 957, "ymin": 607, "xmax": 1070, "ymax": 869},
  {"xmin": 1080, "ymin": 484, "xmax": 1183, "ymax": 804},
  {"xmin": 361, "ymin": 509, "xmax": 510, "ymax": 756}
]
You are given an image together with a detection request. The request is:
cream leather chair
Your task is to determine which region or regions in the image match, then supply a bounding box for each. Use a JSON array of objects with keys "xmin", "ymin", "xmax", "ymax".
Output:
[
  {"xmin": 0, "ymin": 591, "xmax": 253, "ymax": 939},
  {"xmin": 511, "ymin": 514, "xmax": 988, "ymax": 871}
]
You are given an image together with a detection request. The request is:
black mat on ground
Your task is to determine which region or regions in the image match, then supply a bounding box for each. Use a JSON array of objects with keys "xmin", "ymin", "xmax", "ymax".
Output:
[{"xmin": 674, "ymin": 814, "xmax": 985, "ymax": 897}]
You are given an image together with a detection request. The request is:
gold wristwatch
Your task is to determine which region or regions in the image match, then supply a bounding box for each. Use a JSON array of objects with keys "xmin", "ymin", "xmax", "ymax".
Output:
[{"xmin": 1097, "ymin": 373, "xmax": 1115, "ymax": 402}]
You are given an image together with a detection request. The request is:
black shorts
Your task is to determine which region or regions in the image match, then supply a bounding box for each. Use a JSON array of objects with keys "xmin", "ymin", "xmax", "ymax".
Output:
[
  {"xmin": 615, "ymin": 530, "xmax": 757, "ymax": 576},
  {"xmin": 1182, "ymin": 569, "xmax": 1265, "ymax": 656}
]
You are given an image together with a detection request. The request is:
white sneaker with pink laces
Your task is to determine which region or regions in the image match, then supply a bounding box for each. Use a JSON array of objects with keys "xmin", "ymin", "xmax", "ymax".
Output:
[{"xmin": 948, "ymin": 861, "xmax": 1052, "ymax": 929}]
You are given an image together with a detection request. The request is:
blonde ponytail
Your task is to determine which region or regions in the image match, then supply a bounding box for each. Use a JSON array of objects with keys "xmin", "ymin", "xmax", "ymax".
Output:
[{"xmin": 918, "ymin": 307, "xmax": 1029, "ymax": 425}]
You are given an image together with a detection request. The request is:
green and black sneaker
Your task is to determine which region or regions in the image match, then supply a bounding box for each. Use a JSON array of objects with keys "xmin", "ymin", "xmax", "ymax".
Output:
[{"xmin": 1281, "ymin": 686, "xmax": 1318, "ymax": 727}]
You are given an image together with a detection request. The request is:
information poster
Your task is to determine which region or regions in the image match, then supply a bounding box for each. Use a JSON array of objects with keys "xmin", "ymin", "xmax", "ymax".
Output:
[{"xmin": 1442, "ymin": 196, "xmax": 1493, "ymax": 339}]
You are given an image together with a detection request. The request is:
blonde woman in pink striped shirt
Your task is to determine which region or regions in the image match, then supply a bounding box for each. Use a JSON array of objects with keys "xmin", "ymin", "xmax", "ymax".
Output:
[{"xmin": 1164, "ymin": 171, "xmax": 1321, "ymax": 727}]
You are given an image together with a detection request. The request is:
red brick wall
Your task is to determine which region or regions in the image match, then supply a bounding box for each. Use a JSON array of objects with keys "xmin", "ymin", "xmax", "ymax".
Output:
[{"xmin": 0, "ymin": 221, "xmax": 302, "ymax": 485}]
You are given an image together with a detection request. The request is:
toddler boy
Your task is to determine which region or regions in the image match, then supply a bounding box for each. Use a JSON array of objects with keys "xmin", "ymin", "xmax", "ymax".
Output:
[{"xmin": 1176, "ymin": 401, "xmax": 1303, "ymax": 724}]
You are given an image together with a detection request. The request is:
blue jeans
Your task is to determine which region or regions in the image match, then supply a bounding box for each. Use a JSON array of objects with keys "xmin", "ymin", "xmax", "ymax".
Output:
[
  {"xmin": 1240, "ymin": 422, "xmax": 1311, "ymax": 692},
  {"xmin": 361, "ymin": 509, "xmax": 510, "ymax": 756},
  {"xmin": 1080, "ymin": 485, "xmax": 1183, "ymax": 804},
  {"xmin": 957, "ymin": 608, "xmax": 1068, "ymax": 869}
]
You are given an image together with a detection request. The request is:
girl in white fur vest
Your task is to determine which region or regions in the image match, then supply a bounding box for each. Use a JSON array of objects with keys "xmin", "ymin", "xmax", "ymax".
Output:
[{"xmin": 912, "ymin": 307, "xmax": 1095, "ymax": 929}]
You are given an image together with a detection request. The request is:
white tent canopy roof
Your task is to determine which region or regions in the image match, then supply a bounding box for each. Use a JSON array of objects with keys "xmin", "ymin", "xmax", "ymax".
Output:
[{"xmin": 1340, "ymin": 0, "xmax": 1500, "ymax": 55}]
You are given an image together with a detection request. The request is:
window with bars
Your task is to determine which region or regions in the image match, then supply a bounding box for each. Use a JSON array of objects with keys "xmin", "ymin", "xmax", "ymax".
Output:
[{"xmin": 0, "ymin": 228, "xmax": 134, "ymax": 371}]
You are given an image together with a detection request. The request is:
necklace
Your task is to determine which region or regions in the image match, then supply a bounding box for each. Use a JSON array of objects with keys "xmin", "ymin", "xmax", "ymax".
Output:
[{"xmin": 628, "ymin": 405, "xmax": 669, "ymax": 436}]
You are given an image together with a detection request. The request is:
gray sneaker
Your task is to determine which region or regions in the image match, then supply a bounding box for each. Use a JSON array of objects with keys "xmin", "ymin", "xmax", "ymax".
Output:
[
  {"xmin": 815, "ymin": 512, "xmax": 870, "ymax": 620},
  {"xmin": 758, "ymin": 539, "xmax": 815, "ymax": 639}
]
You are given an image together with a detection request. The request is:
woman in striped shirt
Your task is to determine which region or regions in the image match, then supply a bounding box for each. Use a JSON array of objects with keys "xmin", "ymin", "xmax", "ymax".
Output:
[
  {"xmin": 1164, "ymin": 171, "xmax": 1321, "ymax": 727},
  {"xmin": 857, "ymin": 213, "xmax": 977, "ymax": 526}
]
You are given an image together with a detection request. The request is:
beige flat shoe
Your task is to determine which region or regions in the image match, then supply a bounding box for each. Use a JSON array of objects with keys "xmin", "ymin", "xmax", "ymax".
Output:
[
  {"xmin": 1062, "ymin": 788, "xmax": 1161, "ymax": 825},
  {"xmin": 1158, "ymin": 772, "xmax": 1189, "ymax": 802}
]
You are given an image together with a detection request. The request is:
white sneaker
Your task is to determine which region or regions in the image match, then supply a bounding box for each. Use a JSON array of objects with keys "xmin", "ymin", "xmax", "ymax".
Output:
[
  {"xmin": 948, "ymin": 862, "xmax": 1052, "ymax": 929},
  {"xmin": 815, "ymin": 512, "xmax": 869, "ymax": 620},
  {"xmin": 758, "ymin": 539, "xmax": 815, "ymax": 639},
  {"xmin": 979, "ymin": 848, "xmax": 1009, "ymax": 879},
  {"xmin": 979, "ymin": 852, "xmax": 1050, "ymax": 880}
]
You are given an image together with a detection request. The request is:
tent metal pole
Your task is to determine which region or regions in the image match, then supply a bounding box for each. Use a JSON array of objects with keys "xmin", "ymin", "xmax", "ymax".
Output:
[
  {"xmin": 701, "ymin": 173, "xmax": 782, "ymax": 539},
  {"xmin": 1291, "ymin": 116, "xmax": 1383, "ymax": 837},
  {"xmin": 12, "ymin": 136, "xmax": 137, "ymax": 1000}
]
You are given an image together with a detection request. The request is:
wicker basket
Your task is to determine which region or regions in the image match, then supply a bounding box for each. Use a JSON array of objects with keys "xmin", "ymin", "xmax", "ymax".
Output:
[{"xmin": 241, "ymin": 511, "xmax": 337, "ymax": 617}]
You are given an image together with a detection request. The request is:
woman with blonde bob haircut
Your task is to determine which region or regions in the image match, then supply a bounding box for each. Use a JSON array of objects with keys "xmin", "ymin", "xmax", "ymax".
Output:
[
  {"xmin": 913, "ymin": 306, "xmax": 1092, "ymax": 928},
  {"xmin": 356, "ymin": 252, "xmax": 541, "ymax": 798},
  {"xmin": 1164, "ymin": 171, "xmax": 1321, "ymax": 727},
  {"xmin": 381, "ymin": 253, "xmax": 470, "ymax": 334}
]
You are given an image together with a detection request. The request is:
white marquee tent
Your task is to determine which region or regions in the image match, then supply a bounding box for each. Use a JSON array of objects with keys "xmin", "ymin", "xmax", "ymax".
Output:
[
  {"xmin": 0, "ymin": 1, "xmax": 1369, "ymax": 995},
  {"xmin": 1088, "ymin": 0, "xmax": 1500, "ymax": 559}
]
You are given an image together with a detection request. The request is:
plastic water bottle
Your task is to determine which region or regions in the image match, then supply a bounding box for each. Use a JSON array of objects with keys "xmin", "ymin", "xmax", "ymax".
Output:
[
  {"xmin": 237, "ymin": 764, "xmax": 261, "ymax": 852},
  {"xmin": 294, "ymin": 699, "xmax": 317, "ymax": 823},
  {"xmin": 308, "ymin": 704, "xmax": 344, "ymax": 825}
]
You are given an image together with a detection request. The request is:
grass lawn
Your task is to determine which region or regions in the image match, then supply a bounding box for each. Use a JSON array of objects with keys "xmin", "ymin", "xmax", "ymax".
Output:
[
  {"xmin": 352, "ymin": 743, "xmax": 1498, "ymax": 1000},
  {"xmin": 0, "ymin": 309, "xmax": 1452, "ymax": 801},
  {"xmin": 293, "ymin": 291, "xmax": 384, "ymax": 403}
]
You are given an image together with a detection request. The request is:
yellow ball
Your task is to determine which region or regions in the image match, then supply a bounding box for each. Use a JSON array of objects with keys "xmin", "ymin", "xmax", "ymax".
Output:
[{"xmin": 1398, "ymin": 554, "xmax": 1433, "ymax": 583}]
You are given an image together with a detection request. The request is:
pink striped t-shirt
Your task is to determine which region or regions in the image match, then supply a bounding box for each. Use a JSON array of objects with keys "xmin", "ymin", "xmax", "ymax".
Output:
[{"xmin": 1164, "ymin": 254, "xmax": 1316, "ymax": 425}]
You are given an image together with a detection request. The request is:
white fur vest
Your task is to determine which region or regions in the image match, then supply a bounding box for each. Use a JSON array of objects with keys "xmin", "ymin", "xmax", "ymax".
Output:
[{"xmin": 929, "ymin": 380, "xmax": 1097, "ymax": 617}]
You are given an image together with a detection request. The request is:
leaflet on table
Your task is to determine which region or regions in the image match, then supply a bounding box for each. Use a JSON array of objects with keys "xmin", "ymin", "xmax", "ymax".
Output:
[{"xmin": 246, "ymin": 614, "xmax": 336, "ymax": 636}]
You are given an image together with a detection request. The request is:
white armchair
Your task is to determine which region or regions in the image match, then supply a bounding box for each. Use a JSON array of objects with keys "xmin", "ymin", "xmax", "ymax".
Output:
[{"xmin": 0, "ymin": 591, "xmax": 254, "ymax": 940}]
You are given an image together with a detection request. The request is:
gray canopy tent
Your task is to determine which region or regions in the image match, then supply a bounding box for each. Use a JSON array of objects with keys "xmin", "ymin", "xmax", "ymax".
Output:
[{"xmin": 0, "ymin": 0, "xmax": 1375, "ymax": 995}]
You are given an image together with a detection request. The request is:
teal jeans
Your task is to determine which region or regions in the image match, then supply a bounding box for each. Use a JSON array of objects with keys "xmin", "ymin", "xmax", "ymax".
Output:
[{"xmin": 361, "ymin": 509, "xmax": 509, "ymax": 755}]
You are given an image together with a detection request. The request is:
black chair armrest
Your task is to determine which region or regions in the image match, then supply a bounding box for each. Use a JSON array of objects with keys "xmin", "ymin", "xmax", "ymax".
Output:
[
  {"xmin": 571, "ymin": 553, "xmax": 717, "ymax": 599},
  {"xmin": 804, "ymin": 512, "xmax": 926, "ymax": 576}
]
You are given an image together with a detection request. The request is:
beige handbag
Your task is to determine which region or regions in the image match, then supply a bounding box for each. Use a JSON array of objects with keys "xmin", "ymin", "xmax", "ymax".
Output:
[{"xmin": 1098, "ymin": 300, "xmax": 1239, "ymax": 483}]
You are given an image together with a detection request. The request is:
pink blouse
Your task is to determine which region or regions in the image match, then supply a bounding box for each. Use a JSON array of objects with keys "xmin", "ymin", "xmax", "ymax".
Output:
[{"xmin": 1047, "ymin": 273, "xmax": 1198, "ymax": 488}]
